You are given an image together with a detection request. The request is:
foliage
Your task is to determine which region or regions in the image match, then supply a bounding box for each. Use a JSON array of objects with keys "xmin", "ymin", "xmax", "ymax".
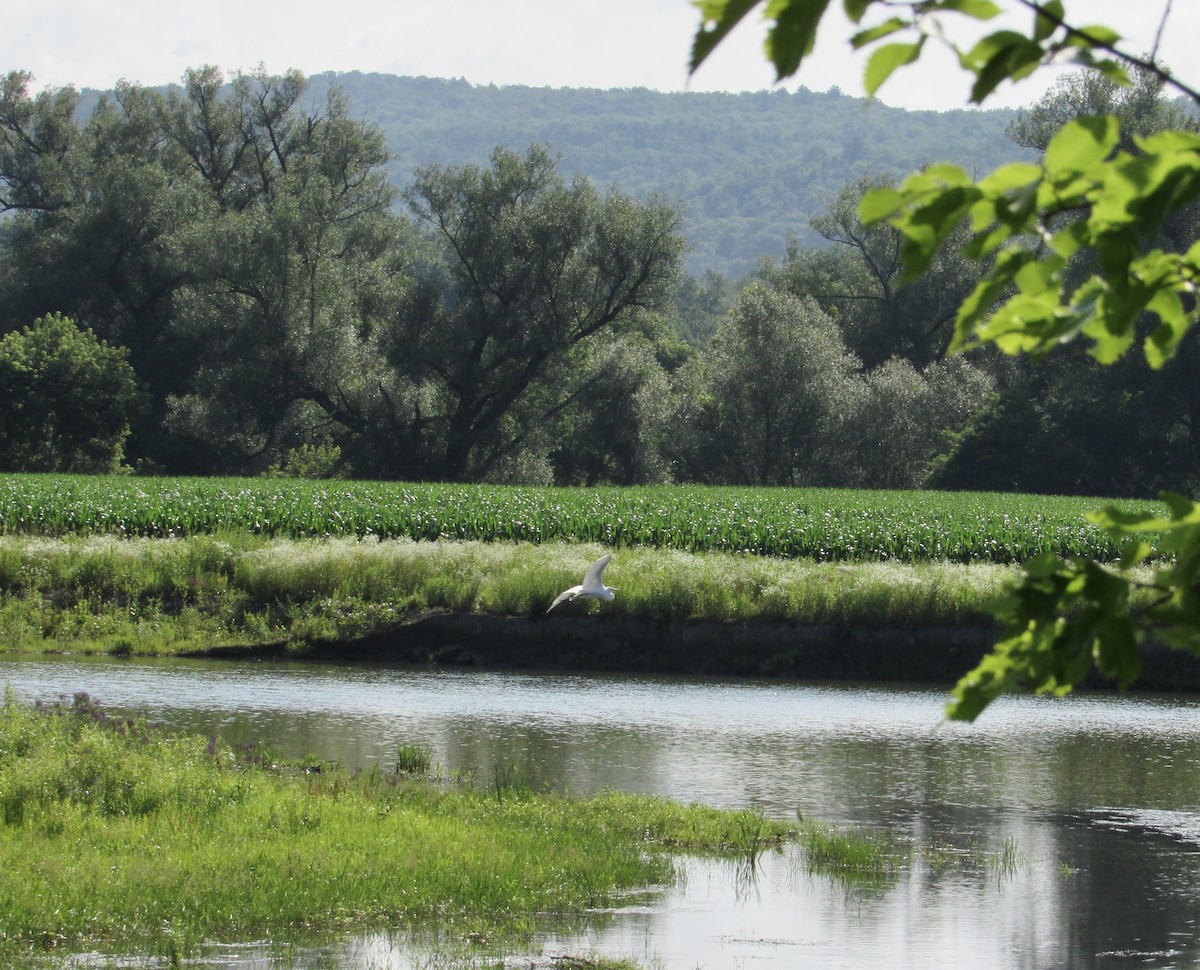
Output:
[
  {"xmin": 688, "ymin": 0, "xmax": 1200, "ymax": 717},
  {"xmin": 684, "ymin": 282, "xmax": 993, "ymax": 487},
  {"xmin": 697, "ymin": 283, "xmax": 859, "ymax": 485},
  {"xmin": 0, "ymin": 313, "xmax": 143, "ymax": 473},
  {"xmin": 159, "ymin": 67, "xmax": 411, "ymax": 471},
  {"xmin": 0, "ymin": 474, "xmax": 1141, "ymax": 564},
  {"xmin": 390, "ymin": 144, "xmax": 683, "ymax": 481},
  {"xmin": 0, "ymin": 70, "xmax": 687, "ymax": 484},
  {"xmin": 764, "ymin": 173, "xmax": 986, "ymax": 368}
]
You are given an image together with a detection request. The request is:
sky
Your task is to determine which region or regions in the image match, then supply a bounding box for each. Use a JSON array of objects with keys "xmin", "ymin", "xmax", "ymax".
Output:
[{"xmin": 4, "ymin": 0, "xmax": 1198, "ymax": 112}]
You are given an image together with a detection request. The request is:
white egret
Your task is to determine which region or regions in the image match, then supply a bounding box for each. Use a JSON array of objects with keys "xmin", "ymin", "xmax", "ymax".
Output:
[{"xmin": 547, "ymin": 553, "xmax": 616, "ymax": 612}]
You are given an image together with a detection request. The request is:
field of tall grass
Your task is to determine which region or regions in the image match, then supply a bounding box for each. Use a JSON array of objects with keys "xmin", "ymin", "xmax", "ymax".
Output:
[{"xmin": 0, "ymin": 533, "xmax": 1017, "ymax": 655}]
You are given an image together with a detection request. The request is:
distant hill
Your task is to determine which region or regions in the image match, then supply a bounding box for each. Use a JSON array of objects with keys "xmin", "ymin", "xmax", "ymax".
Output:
[
  {"xmin": 84, "ymin": 72, "xmax": 1034, "ymax": 279},
  {"xmin": 303, "ymin": 73, "xmax": 1035, "ymax": 278}
]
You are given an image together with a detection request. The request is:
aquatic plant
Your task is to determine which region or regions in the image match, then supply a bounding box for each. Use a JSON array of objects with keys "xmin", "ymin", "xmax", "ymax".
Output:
[
  {"xmin": 798, "ymin": 819, "xmax": 908, "ymax": 883},
  {"xmin": 394, "ymin": 742, "xmax": 433, "ymax": 776}
]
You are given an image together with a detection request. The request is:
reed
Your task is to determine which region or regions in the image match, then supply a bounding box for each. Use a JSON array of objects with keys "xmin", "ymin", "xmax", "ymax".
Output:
[{"xmin": 0, "ymin": 695, "xmax": 800, "ymax": 963}]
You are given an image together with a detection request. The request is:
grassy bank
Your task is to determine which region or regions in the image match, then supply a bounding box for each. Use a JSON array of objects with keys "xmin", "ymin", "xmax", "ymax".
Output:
[
  {"xmin": 0, "ymin": 693, "xmax": 806, "ymax": 963},
  {"xmin": 0, "ymin": 534, "xmax": 1016, "ymax": 656}
]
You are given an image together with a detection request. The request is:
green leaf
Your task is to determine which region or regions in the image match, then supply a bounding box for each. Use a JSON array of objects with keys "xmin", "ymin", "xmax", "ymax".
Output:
[
  {"xmin": 690, "ymin": 0, "xmax": 761, "ymax": 73},
  {"xmin": 1033, "ymin": 0, "xmax": 1064, "ymax": 41},
  {"xmin": 764, "ymin": 0, "xmax": 833, "ymax": 78},
  {"xmin": 842, "ymin": 0, "xmax": 874, "ymax": 23},
  {"xmin": 850, "ymin": 17, "xmax": 908, "ymax": 49},
  {"xmin": 976, "ymin": 161, "xmax": 1042, "ymax": 195},
  {"xmin": 1067, "ymin": 24, "xmax": 1122, "ymax": 48},
  {"xmin": 938, "ymin": 0, "xmax": 1001, "ymax": 20},
  {"xmin": 863, "ymin": 40, "xmax": 925, "ymax": 97},
  {"xmin": 1093, "ymin": 615, "xmax": 1140, "ymax": 686},
  {"xmin": 1043, "ymin": 115, "xmax": 1120, "ymax": 179},
  {"xmin": 856, "ymin": 186, "xmax": 906, "ymax": 224}
]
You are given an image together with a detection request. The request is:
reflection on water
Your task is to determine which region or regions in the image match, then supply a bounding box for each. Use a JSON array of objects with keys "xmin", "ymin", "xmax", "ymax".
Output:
[{"xmin": 3, "ymin": 654, "xmax": 1200, "ymax": 969}]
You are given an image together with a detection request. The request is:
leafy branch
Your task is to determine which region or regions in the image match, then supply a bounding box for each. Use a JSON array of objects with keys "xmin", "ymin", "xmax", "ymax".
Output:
[{"xmin": 690, "ymin": 0, "xmax": 1200, "ymax": 719}]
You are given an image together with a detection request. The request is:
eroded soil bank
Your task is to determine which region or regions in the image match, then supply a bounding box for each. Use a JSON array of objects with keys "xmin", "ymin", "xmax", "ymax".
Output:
[{"xmin": 210, "ymin": 610, "xmax": 1200, "ymax": 693}]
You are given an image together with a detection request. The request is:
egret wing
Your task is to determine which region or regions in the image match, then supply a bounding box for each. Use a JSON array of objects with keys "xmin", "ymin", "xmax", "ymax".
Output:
[
  {"xmin": 547, "ymin": 585, "xmax": 582, "ymax": 613},
  {"xmin": 581, "ymin": 553, "xmax": 613, "ymax": 591}
]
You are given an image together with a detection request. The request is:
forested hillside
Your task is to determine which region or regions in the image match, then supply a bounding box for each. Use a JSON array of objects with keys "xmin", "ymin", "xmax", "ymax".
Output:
[{"xmin": 301, "ymin": 73, "xmax": 1032, "ymax": 277}]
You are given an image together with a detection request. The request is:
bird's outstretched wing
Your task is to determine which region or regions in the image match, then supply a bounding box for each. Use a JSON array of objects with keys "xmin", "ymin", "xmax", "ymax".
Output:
[
  {"xmin": 547, "ymin": 584, "xmax": 582, "ymax": 613},
  {"xmin": 581, "ymin": 553, "xmax": 613, "ymax": 590}
]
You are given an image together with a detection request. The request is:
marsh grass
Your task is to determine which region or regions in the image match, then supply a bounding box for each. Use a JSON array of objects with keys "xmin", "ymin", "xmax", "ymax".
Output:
[
  {"xmin": 799, "ymin": 819, "xmax": 908, "ymax": 885},
  {"xmin": 0, "ymin": 535, "xmax": 1017, "ymax": 656},
  {"xmin": 0, "ymin": 696, "xmax": 800, "ymax": 963},
  {"xmin": 986, "ymin": 834, "xmax": 1029, "ymax": 880},
  {"xmin": 395, "ymin": 742, "xmax": 434, "ymax": 775}
]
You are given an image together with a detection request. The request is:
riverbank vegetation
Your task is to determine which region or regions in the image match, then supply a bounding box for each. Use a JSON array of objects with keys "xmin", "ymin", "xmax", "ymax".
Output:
[
  {"xmin": 0, "ymin": 475, "xmax": 1053, "ymax": 647},
  {"xmin": 0, "ymin": 692, "xmax": 802, "ymax": 963},
  {"xmin": 0, "ymin": 532, "xmax": 1015, "ymax": 655},
  {"xmin": 0, "ymin": 475, "xmax": 1155, "ymax": 656}
]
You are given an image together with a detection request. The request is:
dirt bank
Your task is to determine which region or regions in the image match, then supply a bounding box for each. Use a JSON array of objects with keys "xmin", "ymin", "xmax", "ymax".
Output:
[
  {"xmin": 249, "ymin": 610, "xmax": 1200, "ymax": 693},
  {"xmin": 285, "ymin": 610, "xmax": 995, "ymax": 684}
]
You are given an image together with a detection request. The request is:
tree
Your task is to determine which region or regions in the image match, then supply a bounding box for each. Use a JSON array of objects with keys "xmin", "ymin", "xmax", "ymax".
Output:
[
  {"xmin": 768, "ymin": 173, "xmax": 983, "ymax": 368},
  {"xmin": 391, "ymin": 145, "xmax": 683, "ymax": 482},
  {"xmin": 160, "ymin": 68, "xmax": 413, "ymax": 474},
  {"xmin": 0, "ymin": 73, "xmax": 200, "ymax": 467},
  {"xmin": 0, "ymin": 313, "xmax": 144, "ymax": 472},
  {"xmin": 690, "ymin": 0, "xmax": 1200, "ymax": 719},
  {"xmin": 689, "ymin": 283, "xmax": 860, "ymax": 485}
]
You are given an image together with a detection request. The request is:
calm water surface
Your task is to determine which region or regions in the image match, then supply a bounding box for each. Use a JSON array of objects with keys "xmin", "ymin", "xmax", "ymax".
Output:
[{"xmin": 3, "ymin": 654, "xmax": 1200, "ymax": 969}]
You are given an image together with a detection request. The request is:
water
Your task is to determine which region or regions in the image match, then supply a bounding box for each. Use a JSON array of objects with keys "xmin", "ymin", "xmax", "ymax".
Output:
[{"xmin": 4, "ymin": 654, "xmax": 1200, "ymax": 969}]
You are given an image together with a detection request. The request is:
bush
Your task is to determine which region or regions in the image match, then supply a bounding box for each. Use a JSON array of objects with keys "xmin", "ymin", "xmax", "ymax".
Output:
[{"xmin": 0, "ymin": 313, "xmax": 145, "ymax": 473}]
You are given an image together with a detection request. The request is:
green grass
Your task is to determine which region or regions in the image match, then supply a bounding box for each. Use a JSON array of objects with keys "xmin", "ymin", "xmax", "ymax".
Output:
[
  {"xmin": 0, "ymin": 534, "xmax": 1017, "ymax": 655},
  {"xmin": 799, "ymin": 818, "xmax": 908, "ymax": 883},
  {"xmin": 0, "ymin": 693, "xmax": 799, "ymax": 963},
  {"xmin": 0, "ymin": 474, "xmax": 1153, "ymax": 563}
]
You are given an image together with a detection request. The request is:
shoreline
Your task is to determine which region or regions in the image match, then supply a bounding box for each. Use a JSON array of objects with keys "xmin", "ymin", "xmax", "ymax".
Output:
[{"xmin": 190, "ymin": 609, "xmax": 1200, "ymax": 695}]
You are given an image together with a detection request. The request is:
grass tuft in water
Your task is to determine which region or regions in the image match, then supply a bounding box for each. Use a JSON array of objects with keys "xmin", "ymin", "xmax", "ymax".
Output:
[
  {"xmin": 987, "ymin": 834, "xmax": 1029, "ymax": 880},
  {"xmin": 798, "ymin": 818, "xmax": 908, "ymax": 884},
  {"xmin": 394, "ymin": 743, "xmax": 434, "ymax": 776}
]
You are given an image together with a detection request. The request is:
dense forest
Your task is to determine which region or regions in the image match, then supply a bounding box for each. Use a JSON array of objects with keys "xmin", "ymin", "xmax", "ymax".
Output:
[
  {"xmin": 2, "ymin": 65, "xmax": 1198, "ymax": 498},
  {"xmin": 301, "ymin": 72, "xmax": 1031, "ymax": 279}
]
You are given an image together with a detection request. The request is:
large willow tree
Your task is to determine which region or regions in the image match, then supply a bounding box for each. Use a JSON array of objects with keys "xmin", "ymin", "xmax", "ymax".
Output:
[{"xmin": 391, "ymin": 145, "xmax": 683, "ymax": 482}]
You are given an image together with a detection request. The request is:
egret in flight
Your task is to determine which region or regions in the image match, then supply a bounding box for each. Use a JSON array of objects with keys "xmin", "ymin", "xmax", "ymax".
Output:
[{"xmin": 547, "ymin": 553, "xmax": 616, "ymax": 613}]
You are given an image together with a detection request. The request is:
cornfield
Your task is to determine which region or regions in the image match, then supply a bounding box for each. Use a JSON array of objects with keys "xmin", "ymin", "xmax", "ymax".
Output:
[{"xmin": 0, "ymin": 475, "xmax": 1152, "ymax": 564}]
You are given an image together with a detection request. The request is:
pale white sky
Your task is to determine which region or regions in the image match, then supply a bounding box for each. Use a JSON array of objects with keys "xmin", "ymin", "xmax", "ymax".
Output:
[{"xmin": 4, "ymin": 0, "xmax": 1196, "ymax": 111}]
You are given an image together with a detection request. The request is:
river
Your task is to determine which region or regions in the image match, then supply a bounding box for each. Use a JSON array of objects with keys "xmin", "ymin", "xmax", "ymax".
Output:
[{"xmin": 3, "ymin": 653, "xmax": 1199, "ymax": 969}]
